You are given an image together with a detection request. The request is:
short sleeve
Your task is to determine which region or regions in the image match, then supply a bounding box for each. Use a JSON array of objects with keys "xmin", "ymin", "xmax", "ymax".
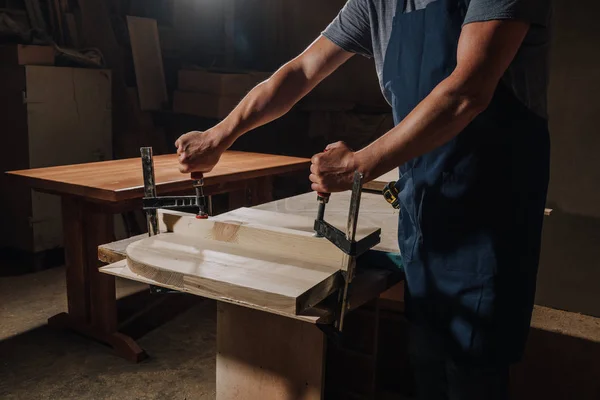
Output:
[
  {"xmin": 322, "ymin": 0, "xmax": 373, "ymax": 58},
  {"xmin": 464, "ymin": 0, "xmax": 552, "ymax": 27}
]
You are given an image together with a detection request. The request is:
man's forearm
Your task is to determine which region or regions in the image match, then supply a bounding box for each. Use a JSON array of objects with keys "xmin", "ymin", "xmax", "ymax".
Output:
[
  {"xmin": 211, "ymin": 36, "xmax": 353, "ymax": 149},
  {"xmin": 355, "ymin": 21, "xmax": 530, "ymax": 182},
  {"xmin": 355, "ymin": 74, "xmax": 489, "ymax": 181},
  {"xmin": 213, "ymin": 64, "xmax": 313, "ymax": 148}
]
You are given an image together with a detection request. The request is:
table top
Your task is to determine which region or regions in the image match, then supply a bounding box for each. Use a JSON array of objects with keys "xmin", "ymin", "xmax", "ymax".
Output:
[{"xmin": 6, "ymin": 151, "xmax": 309, "ymax": 203}]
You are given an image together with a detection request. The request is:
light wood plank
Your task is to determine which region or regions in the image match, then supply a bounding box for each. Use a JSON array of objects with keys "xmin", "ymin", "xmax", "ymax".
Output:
[
  {"xmin": 126, "ymin": 232, "xmax": 340, "ymax": 314},
  {"xmin": 257, "ymin": 191, "xmax": 400, "ymax": 254},
  {"xmin": 158, "ymin": 208, "xmax": 381, "ymax": 270},
  {"xmin": 127, "ymin": 16, "xmax": 168, "ymax": 111},
  {"xmin": 100, "ymin": 260, "xmax": 332, "ymax": 324}
]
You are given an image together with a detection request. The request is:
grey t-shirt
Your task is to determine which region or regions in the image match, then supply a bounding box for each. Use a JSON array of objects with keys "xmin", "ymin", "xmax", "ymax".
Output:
[{"xmin": 322, "ymin": 0, "xmax": 552, "ymax": 117}]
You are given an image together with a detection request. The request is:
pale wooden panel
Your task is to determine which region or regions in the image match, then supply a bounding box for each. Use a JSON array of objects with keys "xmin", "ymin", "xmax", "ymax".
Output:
[
  {"xmin": 158, "ymin": 208, "xmax": 381, "ymax": 269},
  {"xmin": 126, "ymin": 232, "xmax": 340, "ymax": 314},
  {"xmin": 127, "ymin": 16, "xmax": 168, "ymax": 111},
  {"xmin": 257, "ymin": 191, "xmax": 400, "ymax": 254},
  {"xmin": 217, "ymin": 302, "xmax": 325, "ymax": 400},
  {"xmin": 100, "ymin": 260, "xmax": 331, "ymax": 324}
]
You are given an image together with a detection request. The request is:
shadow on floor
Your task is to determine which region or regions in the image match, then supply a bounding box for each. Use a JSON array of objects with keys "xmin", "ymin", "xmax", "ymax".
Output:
[
  {"xmin": 0, "ymin": 299, "xmax": 218, "ymax": 400},
  {"xmin": 511, "ymin": 326, "xmax": 600, "ymax": 400}
]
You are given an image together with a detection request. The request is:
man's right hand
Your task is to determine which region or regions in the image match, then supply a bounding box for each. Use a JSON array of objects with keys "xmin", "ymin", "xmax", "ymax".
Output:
[{"xmin": 175, "ymin": 129, "xmax": 228, "ymax": 174}]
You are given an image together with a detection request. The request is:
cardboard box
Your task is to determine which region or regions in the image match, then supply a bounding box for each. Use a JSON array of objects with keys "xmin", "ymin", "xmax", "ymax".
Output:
[
  {"xmin": 178, "ymin": 69, "xmax": 271, "ymax": 96},
  {"xmin": 0, "ymin": 44, "xmax": 55, "ymax": 66},
  {"xmin": 173, "ymin": 91, "xmax": 240, "ymax": 119}
]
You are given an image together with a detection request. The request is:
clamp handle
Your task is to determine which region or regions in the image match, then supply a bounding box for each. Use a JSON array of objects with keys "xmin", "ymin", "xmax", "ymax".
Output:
[{"xmin": 316, "ymin": 148, "xmax": 331, "ymax": 202}]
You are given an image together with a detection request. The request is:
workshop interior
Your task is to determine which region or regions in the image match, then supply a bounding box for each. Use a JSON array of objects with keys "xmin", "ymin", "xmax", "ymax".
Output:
[{"xmin": 0, "ymin": 1, "xmax": 599, "ymax": 399}]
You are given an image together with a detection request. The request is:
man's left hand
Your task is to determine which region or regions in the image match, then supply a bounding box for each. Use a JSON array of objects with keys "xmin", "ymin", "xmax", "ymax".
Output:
[{"xmin": 309, "ymin": 141, "xmax": 360, "ymax": 193}]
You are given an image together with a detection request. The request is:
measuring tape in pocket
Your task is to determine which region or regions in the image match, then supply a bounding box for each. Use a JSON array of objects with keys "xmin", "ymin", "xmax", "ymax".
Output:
[{"xmin": 382, "ymin": 181, "xmax": 400, "ymax": 210}]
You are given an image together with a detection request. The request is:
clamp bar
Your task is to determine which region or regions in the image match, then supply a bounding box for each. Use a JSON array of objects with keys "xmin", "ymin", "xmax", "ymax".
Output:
[
  {"xmin": 140, "ymin": 147, "xmax": 159, "ymax": 236},
  {"xmin": 336, "ymin": 171, "xmax": 364, "ymax": 331},
  {"xmin": 142, "ymin": 196, "xmax": 199, "ymax": 211}
]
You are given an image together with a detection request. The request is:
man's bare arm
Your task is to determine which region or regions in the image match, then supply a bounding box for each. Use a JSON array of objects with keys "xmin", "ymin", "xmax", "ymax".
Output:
[
  {"xmin": 311, "ymin": 20, "xmax": 531, "ymax": 192},
  {"xmin": 177, "ymin": 36, "xmax": 353, "ymax": 173},
  {"xmin": 219, "ymin": 36, "xmax": 354, "ymax": 146}
]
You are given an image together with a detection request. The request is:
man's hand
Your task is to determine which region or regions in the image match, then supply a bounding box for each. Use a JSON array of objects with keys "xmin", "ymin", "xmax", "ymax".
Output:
[
  {"xmin": 309, "ymin": 142, "xmax": 362, "ymax": 193},
  {"xmin": 175, "ymin": 130, "xmax": 228, "ymax": 174}
]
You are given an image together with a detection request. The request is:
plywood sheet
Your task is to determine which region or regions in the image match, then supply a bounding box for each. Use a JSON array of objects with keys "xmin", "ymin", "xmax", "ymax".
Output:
[{"xmin": 127, "ymin": 16, "xmax": 168, "ymax": 111}]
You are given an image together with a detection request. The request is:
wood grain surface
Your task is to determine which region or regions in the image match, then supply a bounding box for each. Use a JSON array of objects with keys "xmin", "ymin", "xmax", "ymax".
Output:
[
  {"xmin": 126, "ymin": 232, "xmax": 339, "ymax": 315},
  {"xmin": 257, "ymin": 191, "xmax": 400, "ymax": 254},
  {"xmin": 100, "ymin": 260, "xmax": 332, "ymax": 324},
  {"xmin": 6, "ymin": 151, "xmax": 309, "ymax": 202}
]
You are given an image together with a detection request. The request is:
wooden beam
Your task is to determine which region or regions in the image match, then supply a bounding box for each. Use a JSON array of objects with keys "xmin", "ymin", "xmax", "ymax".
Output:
[{"xmin": 127, "ymin": 16, "xmax": 168, "ymax": 111}]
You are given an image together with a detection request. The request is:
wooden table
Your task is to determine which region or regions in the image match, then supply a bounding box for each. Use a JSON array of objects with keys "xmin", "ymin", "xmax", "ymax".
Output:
[
  {"xmin": 6, "ymin": 151, "xmax": 310, "ymax": 362},
  {"xmin": 99, "ymin": 191, "xmax": 402, "ymax": 399}
]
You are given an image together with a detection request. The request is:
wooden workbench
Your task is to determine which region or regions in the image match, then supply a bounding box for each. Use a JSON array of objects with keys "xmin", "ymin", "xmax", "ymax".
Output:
[
  {"xmin": 6, "ymin": 151, "xmax": 309, "ymax": 362},
  {"xmin": 98, "ymin": 190, "xmax": 402, "ymax": 399}
]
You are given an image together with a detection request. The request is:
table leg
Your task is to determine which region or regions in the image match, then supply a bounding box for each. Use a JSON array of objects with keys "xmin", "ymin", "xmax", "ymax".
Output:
[
  {"xmin": 48, "ymin": 197, "xmax": 147, "ymax": 363},
  {"xmin": 217, "ymin": 302, "xmax": 326, "ymax": 400},
  {"xmin": 249, "ymin": 175, "xmax": 274, "ymax": 205}
]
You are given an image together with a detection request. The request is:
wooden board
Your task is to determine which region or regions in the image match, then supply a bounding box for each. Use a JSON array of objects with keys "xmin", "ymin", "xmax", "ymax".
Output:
[
  {"xmin": 126, "ymin": 232, "xmax": 339, "ymax": 315},
  {"xmin": 217, "ymin": 302, "xmax": 325, "ymax": 400},
  {"xmin": 100, "ymin": 260, "xmax": 331, "ymax": 324},
  {"xmin": 257, "ymin": 191, "xmax": 400, "ymax": 254},
  {"xmin": 127, "ymin": 16, "xmax": 168, "ymax": 111},
  {"xmin": 123, "ymin": 206, "xmax": 383, "ymax": 315},
  {"xmin": 6, "ymin": 151, "xmax": 309, "ymax": 202},
  {"xmin": 158, "ymin": 208, "xmax": 380, "ymax": 266}
]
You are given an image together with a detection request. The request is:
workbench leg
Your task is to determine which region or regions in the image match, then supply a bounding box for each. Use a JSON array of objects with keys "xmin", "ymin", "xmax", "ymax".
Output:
[
  {"xmin": 217, "ymin": 303, "xmax": 326, "ymax": 400},
  {"xmin": 48, "ymin": 197, "xmax": 147, "ymax": 363}
]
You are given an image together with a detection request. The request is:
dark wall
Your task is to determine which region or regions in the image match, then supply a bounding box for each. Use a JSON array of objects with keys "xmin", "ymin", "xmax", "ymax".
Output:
[{"xmin": 535, "ymin": 0, "xmax": 600, "ymax": 317}]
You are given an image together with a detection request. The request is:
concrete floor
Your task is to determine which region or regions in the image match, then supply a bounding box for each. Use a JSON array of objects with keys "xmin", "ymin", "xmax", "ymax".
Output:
[
  {"xmin": 0, "ymin": 267, "xmax": 217, "ymax": 400},
  {"xmin": 3, "ymin": 265, "xmax": 600, "ymax": 400}
]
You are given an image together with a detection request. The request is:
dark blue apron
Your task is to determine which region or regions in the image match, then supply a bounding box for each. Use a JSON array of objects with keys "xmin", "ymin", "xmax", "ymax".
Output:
[{"xmin": 382, "ymin": 0, "xmax": 550, "ymax": 364}]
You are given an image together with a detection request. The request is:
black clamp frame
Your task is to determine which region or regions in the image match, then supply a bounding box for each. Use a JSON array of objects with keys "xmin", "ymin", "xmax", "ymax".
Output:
[
  {"xmin": 314, "ymin": 172, "xmax": 381, "ymax": 334},
  {"xmin": 140, "ymin": 147, "xmax": 210, "ymax": 294}
]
